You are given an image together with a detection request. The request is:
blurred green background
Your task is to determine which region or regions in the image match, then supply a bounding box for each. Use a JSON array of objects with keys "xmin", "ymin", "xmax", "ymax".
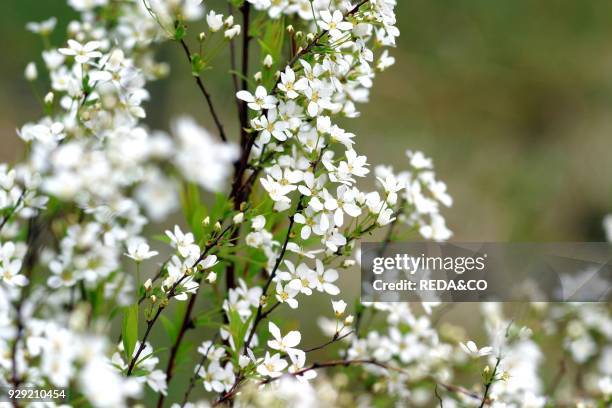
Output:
[
  {"xmin": 2, "ymin": 0, "xmax": 612, "ymax": 242},
  {"xmin": 2, "ymin": 1, "xmax": 611, "ymax": 403}
]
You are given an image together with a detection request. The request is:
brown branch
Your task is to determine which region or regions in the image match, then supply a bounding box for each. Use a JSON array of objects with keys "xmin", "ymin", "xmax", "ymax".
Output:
[
  {"xmin": 181, "ymin": 334, "xmax": 220, "ymax": 406},
  {"xmin": 241, "ymin": 196, "xmax": 305, "ymax": 354},
  {"xmin": 126, "ymin": 225, "xmax": 233, "ymax": 376},
  {"xmin": 227, "ymin": 0, "xmax": 372, "ymax": 228},
  {"xmin": 216, "ymin": 357, "xmax": 482, "ymax": 405},
  {"xmin": 304, "ymin": 330, "xmax": 353, "ymax": 353},
  {"xmin": 178, "ymin": 38, "xmax": 228, "ymax": 142},
  {"xmin": 0, "ymin": 191, "xmax": 25, "ymax": 232}
]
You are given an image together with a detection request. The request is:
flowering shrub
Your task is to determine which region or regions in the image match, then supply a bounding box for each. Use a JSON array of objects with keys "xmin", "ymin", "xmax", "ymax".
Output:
[{"xmin": 0, "ymin": 1, "xmax": 610, "ymax": 407}]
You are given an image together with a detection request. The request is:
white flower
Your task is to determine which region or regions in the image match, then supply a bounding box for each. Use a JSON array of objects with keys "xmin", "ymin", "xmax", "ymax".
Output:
[
  {"xmin": 260, "ymin": 167, "xmax": 299, "ymax": 203},
  {"xmin": 278, "ymin": 67, "xmax": 308, "ymax": 99},
  {"xmin": 303, "ymin": 81, "xmax": 333, "ymax": 117},
  {"xmin": 165, "ymin": 225, "xmax": 200, "ymax": 258},
  {"xmin": 206, "ymin": 10, "xmax": 224, "ymax": 32},
  {"xmin": 288, "ymin": 350, "xmax": 316, "ymax": 382},
  {"xmin": 256, "ymin": 352, "xmax": 288, "ymax": 378},
  {"xmin": 324, "ymin": 185, "xmax": 362, "ymax": 227},
  {"xmin": 275, "ymin": 281, "xmax": 299, "ymax": 309},
  {"xmin": 26, "ymin": 17, "xmax": 57, "ymax": 35},
  {"xmin": 224, "ymin": 25, "xmax": 241, "ymax": 39},
  {"xmin": 599, "ymin": 376, "xmax": 612, "ymax": 397},
  {"xmin": 236, "ymin": 86, "xmax": 277, "ymax": 111},
  {"xmin": 59, "ymin": 40, "xmax": 102, "ymax": 64},
  {"xmin": 419, "ymin": 214, "xmax": 452, "ymax": 241},
  {"xmin": 125, "ymin": 238, "xmax": 158, "ymax": 262},
  {"xmin": 286, "ymin": 263, "xmax": 317, "ymax": 295},
  {"xmin": 252, "ymin": 215, "xmax": 266, "ymax": 231},
  {"xmin": 331, "ymin": 299, "xmax": 347, "ymax": 317},
  {"xmin": 459, "ymin": 340, "xmax": 493, "ymax": 358},
  {"xmin": 406, "ymin": 150, "xmax": 433, "ymax": 169},
  {"xmin": 173, "ymin": 116, "xmax": 240, "ymax": 192},
  {"xmin": 319, "ymin": 10, "xmax": 353, "ymax": 39},
  {"xmin": 0, "ymin": 242, "xmax": 28, "ymax": 287},
  {"xmin": 251, "ymin": 109, "xmax": 289, "ymax": 143},
  {"xmin": 146, "ymin": 370, "xmax": 167, "ymax": 395},
  {"xmin": 314, "ymin": 260, "xmax": 340, "ymax": 295},
  {"xmin": 199, "ymin": 255, "xmax": 218, "ymax": 270},
  {"xmin": 267, "ymin": 321, "xmax": 302, "ymax": 353},
  {"xmin": 199, "ymin": 361, "xmax": 234, "ymax": 393},
  {"xmin": 377, "ymin": 50, "xmax": 396, "ymax": 71}
]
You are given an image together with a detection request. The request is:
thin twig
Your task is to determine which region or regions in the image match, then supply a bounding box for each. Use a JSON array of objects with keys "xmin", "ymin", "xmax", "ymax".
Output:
[
  {"xmin": 215, "ymin": 358, "xmax": 481, "ymax": 405},
  {"xmin": 304, "ymin": 330, "xmax": 353, "ymax": 353},
  {"xmin": 0, "ymin": 191, "xmax": 25, "ymax": 232},
  {"xmin": 181, "ymin": 334, "xmax": 220, "ymax": 406},
  {"xmin": 479, "ymin": 357, "xmax": 501, "ymax": 408},
  {"xmin": 435, "ymin": 384, "xmax": 444, "ymax": 408},
  {"xmin": 178, "ymin": 38, "xmax": 228, "ymax": 142},
  {"xmin": 126, "ymin": 225, "xmax": 233, "ymax": 376}
]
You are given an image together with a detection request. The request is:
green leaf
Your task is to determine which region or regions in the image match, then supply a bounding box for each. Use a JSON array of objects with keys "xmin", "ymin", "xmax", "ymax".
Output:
[
  {"xmin": 191, "ymin": 53, "xmax": 206, "ymax": 76},
  {"xmin": 258, "ymin": 17, "xmax": 285, "ymax": 88},
  {"xmin": 152, "ymin": 234, "xmax": 171, "ymax": 244},
  {"xmin": 211, "ymin": 191, "xmax": 231, "ymax": 221},
  {"xmin": 176, "ymin": 340, "xmax": 194, "ymax": 368},
  {"xmin": 174, "ymin": 22, "xmax": 186, "ymax": 41},
  {"xmin": 194, "ymin": 308, "xmax": 222, "ymax": 328},
  {"xmin": 122, "ymin": 304, "xmax": 139, "ymax": 362},
  {"xmin": 160, "ymin": 315, "xmax": 179, "ymax": 343},
  {"xmin": 179, "ymin": 181, "xmax": 208, "ymax": 240}
]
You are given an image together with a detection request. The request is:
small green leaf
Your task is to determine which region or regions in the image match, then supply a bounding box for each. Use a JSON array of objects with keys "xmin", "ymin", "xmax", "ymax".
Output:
[
  {"xmin": 122, "ymin": 304, "xmax": 139, "ymax": 362},
  {"xmin": 160, "ymin": 315, "xmax": 179, "ymax": 343},
  {"xmin": 191, "ymin": 54, "xmax": 206, "ymax": 76},
  {"xmin": 174, "ymin": 23, "xmax": 186, "ymax": 41}
]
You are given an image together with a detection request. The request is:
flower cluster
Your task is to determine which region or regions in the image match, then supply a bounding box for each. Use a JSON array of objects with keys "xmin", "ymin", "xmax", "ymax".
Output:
[{"xmin": 1, "ymin": 0, "xmax": 609, "ymax": 407}]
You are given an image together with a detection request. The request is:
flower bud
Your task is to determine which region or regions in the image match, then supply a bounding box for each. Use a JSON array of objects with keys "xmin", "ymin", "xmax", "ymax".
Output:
[
  {"xmin": 224, "ymin": 15, "xmax": 234, "ymax": 27},
  {"xmin": 25, "ymin": 62, "xmax": 37, "ymax": 81},
  {"xmin": 202, "ymin": 216, "xmax": 210, "ymax": 226},
  {"xmin": 199, "ymin": 32, "xmax": 206, "ymax": 41},
  {"xmin": 344, "ymin": 315, "xmax": 354, "ymax": 325},
  {"xmin": 239, "ymin": 355, "xmax": 250, "ymax": 368},
  {"xmin": 253, "ymin": 71, "xmax": 262, "ymax": 82},
  {"xmin": 233, "ymin": 212, "xmax": 244, "ymax": 224},
  {"xmin": 150, "ymin": 295, "xmax": 157, "ymax": 303},
  {"xmin": 44, "ymin": 92, "xmax": 54, "ymax": 105},
  {"xmin": 286, "ymin": 25, "xmax": 294, "ymax": 34},
  {"xmin": 306, "ymin": 33, "xmax": 315, "ymax": 41},
  {"xmin": 144, "ymin": 278, "xmax": 152, "ymax": 290},
  {"xmin": 206, "ymin": 271, "xmax": 217, "ymax": 284},
  {"xmin": 263, "ymin": 54, "xmax": 273, "ymax": 68},
  {"xmin": 342, "ymin": 259, "xmax": 356, "ymax": 268},
  {"xmin": 214, "ymin": 221, "xmax": 222, "ymax": 231}
]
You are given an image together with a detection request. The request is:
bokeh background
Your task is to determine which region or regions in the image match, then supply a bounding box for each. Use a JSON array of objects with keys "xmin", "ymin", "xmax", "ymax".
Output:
[
  {"xmin": 2, "ymin": 0, "xmax": 612, "ymax": 242},
  {"xmin": 2, "ymin": 1, "xmax": 611, "ymax": 403}
]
